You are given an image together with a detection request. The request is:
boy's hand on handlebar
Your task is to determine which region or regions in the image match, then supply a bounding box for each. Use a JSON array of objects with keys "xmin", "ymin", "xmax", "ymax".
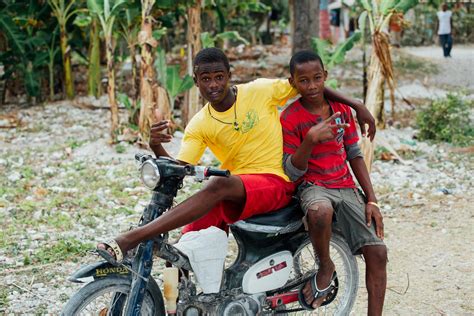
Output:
[
  {"xmin": 365, "ymin": 204, "xmax": 384, "ymax": 240},
  {"xmin": 149, "ymin": 120, "xmax": 172, "ymax": 147},
  {"xmin": 305, "ymin": 112, "xmax": 349, "ymax": 145}
]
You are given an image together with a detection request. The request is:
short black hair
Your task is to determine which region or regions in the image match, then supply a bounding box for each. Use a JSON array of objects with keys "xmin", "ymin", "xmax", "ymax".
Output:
[
  {"xmin": 289, "ymin": 50, "xmax": 324, "ymax": 75},
  {"xmin": 193, "ymin": 47, "xmax": 230, "ymax": 73}
]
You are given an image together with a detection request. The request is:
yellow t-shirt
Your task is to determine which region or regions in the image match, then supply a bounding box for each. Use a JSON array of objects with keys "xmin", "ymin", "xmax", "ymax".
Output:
[{"xmin": 177, "ymin": 78, "xmax": 297, "ymax": 181}]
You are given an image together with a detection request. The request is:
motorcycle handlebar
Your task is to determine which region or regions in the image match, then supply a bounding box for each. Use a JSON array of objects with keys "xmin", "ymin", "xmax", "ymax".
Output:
[
  {"xmin": 204, "ymin": 167, "xmax": 230, "ymax": 178},
  {"xmin": 135, "ymin": 152, "xmax": 230, "ymax": 178}
]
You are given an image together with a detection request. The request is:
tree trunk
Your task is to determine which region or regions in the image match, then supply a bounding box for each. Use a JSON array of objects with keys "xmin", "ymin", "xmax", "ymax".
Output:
[
  {"xmin": 59, "ymin": 24, "xmax": 74, "ymax": 99},
  {"xmin": 138, "ymin": 0, "xmax": 171, "ymax": 142},
  {"xmin": 106, "ymin": 37, "xmax": 119, "ymax": 142},
  {"xmin": 290, "ymin": 0, "xmax": 320, "ymax": 54},
  {"xmin": 131, "ymin": 45, "xmax": 140, "ymax": 103},
  {"xmin": 183, "ymin": 0, "xmax": 202, "ymax": 127},
  {"xmin": 360, "ymin": 52, "xmax": 385, "ymax": 172},
  {"xmin": 88, "ymin": 18, "xmax": 101, "ymax": 98}
]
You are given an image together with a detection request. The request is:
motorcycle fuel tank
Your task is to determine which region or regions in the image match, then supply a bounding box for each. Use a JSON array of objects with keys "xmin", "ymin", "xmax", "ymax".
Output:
[{"xmin": 242, "ymin": 251, "xmax": 293, "ymax": 294}]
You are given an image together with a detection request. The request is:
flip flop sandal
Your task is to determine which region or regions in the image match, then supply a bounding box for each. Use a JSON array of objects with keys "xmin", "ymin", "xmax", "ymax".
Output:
[
  {"xmin": 96, "ymin": 239, "xmax": 124, "ymax": 266},
  {"xmin": 298, "ymin": 271, "xmax": 337, "ymax": 311}
]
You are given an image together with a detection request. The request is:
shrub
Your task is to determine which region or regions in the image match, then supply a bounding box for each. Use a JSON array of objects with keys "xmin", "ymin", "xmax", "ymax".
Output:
[{"xmin": 416, "ymin": 93, "xmax": 474, "ymax": 146}]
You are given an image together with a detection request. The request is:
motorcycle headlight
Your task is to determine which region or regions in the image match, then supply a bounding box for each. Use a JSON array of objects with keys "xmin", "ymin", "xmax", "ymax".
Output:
[{"xmin": 140, "ymin": 161, "xmax": 160, "ymax": 189}]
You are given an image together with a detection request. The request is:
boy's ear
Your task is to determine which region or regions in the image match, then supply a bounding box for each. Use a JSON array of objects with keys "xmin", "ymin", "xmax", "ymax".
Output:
[
  {"xmin": 324, "ymin": 70, "xmax": 328, "ymax": 81},
  {"xmin": 288, "ymin": 77, "xmax": 295, "ymax": 87},
  {"xmin": 193, "ymin": 75, "xmax": 198, "ymax": 86}
]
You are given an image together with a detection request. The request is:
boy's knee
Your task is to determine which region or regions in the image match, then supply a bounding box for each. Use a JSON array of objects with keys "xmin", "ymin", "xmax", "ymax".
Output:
[
  {"xmin": 307, "ymin": 202, "xmax": 333, "ymax": 223},
  {"xmin": 364, "ymin": 245, "xmax": 388, "ymax": 267},
  {"xmin": 201, "ymin": 176, "xmax": 241, "ymax": 200}
]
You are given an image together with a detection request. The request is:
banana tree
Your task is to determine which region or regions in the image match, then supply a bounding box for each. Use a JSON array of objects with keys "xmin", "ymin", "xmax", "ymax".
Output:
[
  {"xmin": 73, "ymin": 13, "xmax": 102, "ymax": 98},
  {"xmin": 88, "ymin": 0, "xmax": 128, "ymax": 142},
  {"xmin": 1, "ymin": 2, "xmax": 55, "ymax": 103},
  {"xmin": 118, "ymin": 3, "xmax": 141, "ymax": 115},
  {"xmin": 155, "ymin": 49, "xmax": 194, "ymax": 113},
  {"xmin": 183, "ymin": 0, "xmax": 202, "ymax": 127},
  {"xmin": 138, "ymin": 0, "xmax": 159, "ymax": 142},
  {"xmin": 48, "ymin": 0, "xmax": 84, "ymax": 99},
  {"xmin": 358, "ymin": 0, "xmax": 418, "ymax": 171},
  {"xmin": 88, "ymin": 17, "xmax": 102, "ymax": 98}
]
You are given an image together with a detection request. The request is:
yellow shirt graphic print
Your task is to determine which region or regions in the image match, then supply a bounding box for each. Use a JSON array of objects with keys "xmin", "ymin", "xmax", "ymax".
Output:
[
  {"xmin": 240, "ymin": 109, "xmax": 259, "ymax": 134},
  {"xmin": 177, "ymin": 79, "xmax": 297, "ymax": 180}
]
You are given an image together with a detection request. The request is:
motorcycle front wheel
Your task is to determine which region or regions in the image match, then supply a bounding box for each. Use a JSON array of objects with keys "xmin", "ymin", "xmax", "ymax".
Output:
[
  {"xmin": 61, "ymin": 276, "xmax": 165, "ymax": 316},
  {"xmin": 283, "ymin": 232, "xmax": 359, "ymax": 315}
]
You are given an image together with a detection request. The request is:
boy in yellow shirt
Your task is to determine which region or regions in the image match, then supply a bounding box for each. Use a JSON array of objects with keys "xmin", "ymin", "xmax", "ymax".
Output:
[{"xmin": 97, "ymin": 48, "xmax": 375, "ymax": 264}]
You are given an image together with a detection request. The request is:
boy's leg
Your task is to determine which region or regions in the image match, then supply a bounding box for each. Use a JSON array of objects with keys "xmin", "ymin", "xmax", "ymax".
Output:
[
  {"xmin": 98, "ymin": 175, "xmax": 246, "ymax": 255},
  {"xmin": 361, "ymin": 245, "xmax": 388, "ymax": 316},
  {"xmin": 303, "ymin": 201, "xmax": 336, "ymax": 308},
  {"xmin": 298, "ymin": 185, "xmax": 337, "ymax": 309},
  {"xmin": 335, "ymin": 188, "xmax": 387, "ymax": 316}
]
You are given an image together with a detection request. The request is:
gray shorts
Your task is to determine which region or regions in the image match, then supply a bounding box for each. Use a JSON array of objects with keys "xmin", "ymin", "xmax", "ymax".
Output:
[{"xmin": 298, "ymin": 183, "xmax": 385, "ymax": 255}]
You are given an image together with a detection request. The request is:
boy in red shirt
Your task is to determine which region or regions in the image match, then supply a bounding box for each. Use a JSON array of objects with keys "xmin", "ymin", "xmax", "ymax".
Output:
[{"xmin": 281, "ymin": 50, "xmax": 387, "ymax": 315}]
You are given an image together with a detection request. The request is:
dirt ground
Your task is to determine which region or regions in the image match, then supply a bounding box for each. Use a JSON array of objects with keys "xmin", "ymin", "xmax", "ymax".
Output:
[{"xmin": 0, "ymin": 44, "xmax": 473, "ymax": 315}]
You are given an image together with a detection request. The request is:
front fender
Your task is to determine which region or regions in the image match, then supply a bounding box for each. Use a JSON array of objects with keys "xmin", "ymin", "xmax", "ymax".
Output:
[{"xmin": 68, "ymin": 261, "xmax": 130, "ymax": 283}]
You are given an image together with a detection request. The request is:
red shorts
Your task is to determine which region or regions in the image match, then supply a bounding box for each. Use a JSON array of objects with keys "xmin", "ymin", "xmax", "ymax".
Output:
[{"xmin": 182, "ymin": 174, "xmax": 296, "ymax": 234}]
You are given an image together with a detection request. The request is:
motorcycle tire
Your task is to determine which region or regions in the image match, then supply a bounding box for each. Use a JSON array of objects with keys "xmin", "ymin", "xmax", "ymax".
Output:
[
  {"xmin": 61, "ymin": 275, "xmax": 165, "ymax": 316},
  {"xmin": 285, "ymin": 232, "xmax": 359, "ymax": 315}
]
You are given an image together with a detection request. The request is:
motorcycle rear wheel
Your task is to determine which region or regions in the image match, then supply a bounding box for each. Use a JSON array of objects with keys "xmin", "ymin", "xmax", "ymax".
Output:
[
  {"xmin": 283, "ymin": 233, "xmax": 359, "ymax": 315},
  {"xmin": 61, "ymin": 276, "xmax": 165, "ymax": 315}
]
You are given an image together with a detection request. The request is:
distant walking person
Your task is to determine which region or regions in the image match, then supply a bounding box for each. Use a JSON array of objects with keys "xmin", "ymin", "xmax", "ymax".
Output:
[{"xmin": 436, "ymin": 3, "xmax": 453, "ymax": 57}]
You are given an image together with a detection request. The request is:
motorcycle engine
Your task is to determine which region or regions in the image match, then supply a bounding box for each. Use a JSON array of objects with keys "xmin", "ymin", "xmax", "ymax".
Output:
[
  {"xmin": 180, "ymin": 293, "xmax": 264, "ymax": 316},
  {"xmin": 221, "ymin": 295, "xmax": 260, "ymax": 315}
]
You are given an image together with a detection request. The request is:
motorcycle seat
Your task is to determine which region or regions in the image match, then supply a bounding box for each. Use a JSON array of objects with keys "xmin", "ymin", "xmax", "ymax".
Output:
[{"xmin": 232, "ymin": 200, "xmax": 304, "ymax": 234}]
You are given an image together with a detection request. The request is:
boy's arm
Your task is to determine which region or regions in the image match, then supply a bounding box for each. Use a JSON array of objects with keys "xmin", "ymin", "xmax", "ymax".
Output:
[
  {"xmin": 323, "ymin": 87, "xmax": 376, "ymax": 141},
  {"xmin": 349, "ymin": 157, "xmax": 384, "ymax": 239},
  {"xmin": 290, "ymin": 112, "xmax": 349, "ymax": 172}
]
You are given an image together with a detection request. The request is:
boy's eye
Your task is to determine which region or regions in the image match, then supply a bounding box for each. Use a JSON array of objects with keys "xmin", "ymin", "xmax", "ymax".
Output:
[{"xmin": 216, "ymin": 75, "xmax": 223, "ymax": 80}]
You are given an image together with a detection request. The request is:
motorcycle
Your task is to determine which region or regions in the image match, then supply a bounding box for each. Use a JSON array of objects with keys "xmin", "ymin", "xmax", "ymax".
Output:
[{"xmin": 62, "ymin": 153, "xmax": 359, "ymax": 315}]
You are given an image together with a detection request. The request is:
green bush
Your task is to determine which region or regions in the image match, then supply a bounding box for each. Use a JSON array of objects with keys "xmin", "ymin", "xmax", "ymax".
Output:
[{"xmin": 416, "ymin": 94, "xmax": 474, "ymax": 146}]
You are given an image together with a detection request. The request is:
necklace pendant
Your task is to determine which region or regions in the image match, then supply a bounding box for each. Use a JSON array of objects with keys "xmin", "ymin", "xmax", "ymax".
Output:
[{"xmin": 233, "ymin": 122, "xmax": 240, "ymax": 131}]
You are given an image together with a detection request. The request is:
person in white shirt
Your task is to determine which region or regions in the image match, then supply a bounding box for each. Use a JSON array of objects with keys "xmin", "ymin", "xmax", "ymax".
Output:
[{"xmin": 436, "ymin": 3, "xmax": 453, "ymax": 57}]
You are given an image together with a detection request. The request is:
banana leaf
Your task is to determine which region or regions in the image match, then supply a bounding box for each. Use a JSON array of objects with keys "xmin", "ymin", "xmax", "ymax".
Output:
[
  {"xmin": 380, "ymin": 0, "xmax": 397, "ymax": 15},
  {"xmin": 110, "ymin": 0, "xmax": 128, "ymax": 17},
  {"xmin": 201, "ymin": 32, "xmax": 215, "ymax": 48},
  {"xmin": 87, "ymin": 0, "xmax": 104, "ymax": 15},
  {"xmin": 360, "ymin": 0, "xmax": 372, "ymax": 12},
  {"xmin": 0, "ymin": 13, "xmax": 25, "ymax": 55},
  {"xmin": 215, "ymin": 31, "xmax": 250, "ymax": 45},
  {"xmin": 394, "ymin": 0, "xmax": 418, "ymax": 13},
  {"xmin": 310, "ymin": 38, "xmax": 331, "ymax": 67},
  {"xmin": 328, "ymin": 31, "xmax": 361, "ymax": 69},
  {"xmin": 166, "ymin": 65, "xmax": 194, "ymax": 99}
]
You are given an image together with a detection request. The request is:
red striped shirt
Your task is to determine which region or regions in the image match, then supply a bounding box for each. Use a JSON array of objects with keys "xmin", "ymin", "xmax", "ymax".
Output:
[{"xmin": 281, "ymin": 99, "xmax": 359, "ymax": 188}]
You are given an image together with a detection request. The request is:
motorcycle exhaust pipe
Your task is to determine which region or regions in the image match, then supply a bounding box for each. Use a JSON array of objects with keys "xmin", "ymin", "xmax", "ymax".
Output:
[{"xmin": 163, "ymin": 267, "xmax": 179, "ymax": 315}]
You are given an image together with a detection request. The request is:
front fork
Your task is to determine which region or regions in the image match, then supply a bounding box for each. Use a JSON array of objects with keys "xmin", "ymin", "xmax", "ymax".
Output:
[
  {"xmin": 123, "ymin": 191, "xmax": 169, "ymax": 315},
  {"xmin": 124, "ymin": 239, "xmax": 155, "ymax": 315}
]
